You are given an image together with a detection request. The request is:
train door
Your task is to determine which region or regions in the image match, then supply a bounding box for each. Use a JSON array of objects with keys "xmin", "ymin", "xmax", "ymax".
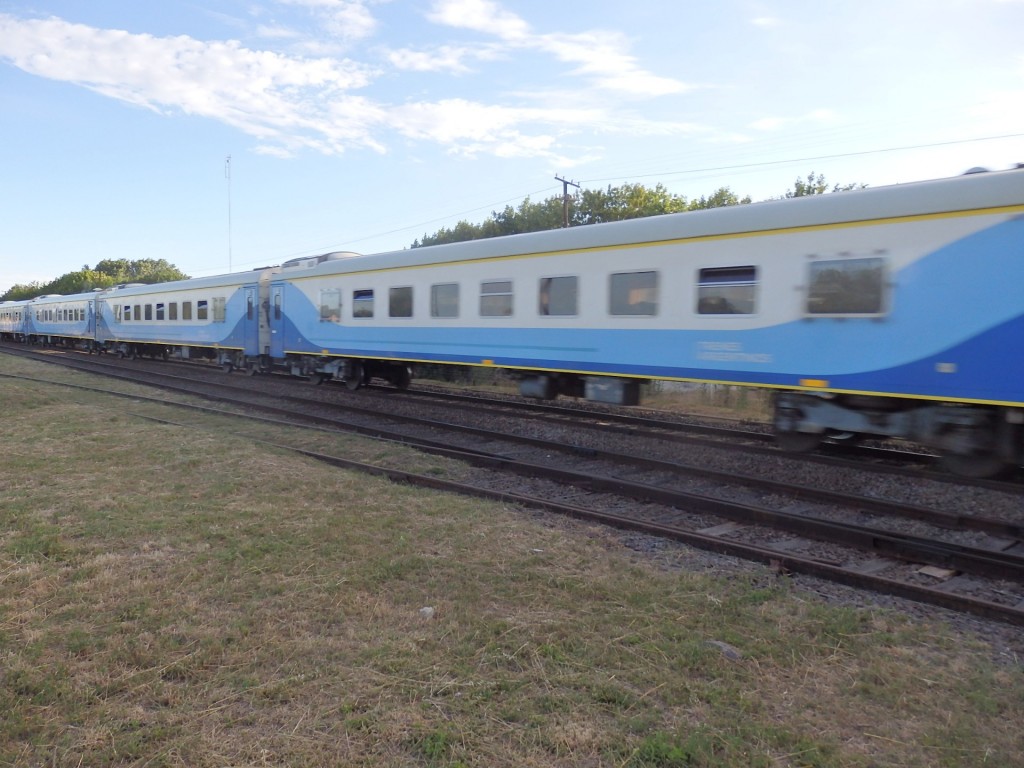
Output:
[
  {"xmin": 243, "ymin": 286, "xmax": 259, "ymax": 356},
  {"xmin": 268, "ymin": 282, "xmax": 286, "ymax": 359},
  {"xmin": 87, "ymin": 296, "xmax": 97, "ymax": 352}
]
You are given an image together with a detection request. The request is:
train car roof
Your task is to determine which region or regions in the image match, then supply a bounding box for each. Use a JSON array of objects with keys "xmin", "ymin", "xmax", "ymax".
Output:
[
  {"xmin": 29, "ymin": 290, "xmax": 106, "ymax": 304},
  {"xmin": 290, "ymin": 166, "xmax": 1024, "ymax": 278},
  {"xmin": 93, "ymin": 269, "xmax": 275, "ymax": 298}
]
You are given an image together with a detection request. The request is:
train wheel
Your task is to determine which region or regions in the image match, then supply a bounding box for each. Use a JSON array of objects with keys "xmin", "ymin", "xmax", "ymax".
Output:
[
  {"xmin": 345, "ymin": 361, "xmax": 364, "ymax": 391},
  {"xmin": 825, "ymin": 429, "xmax": 861, "ymax": 445},
  {"xmin": 775, "ymin": 429, "xmax": 823, "ymax": 453},
  {"xmin": 389, "ymin": 366, "xmax": 411, "ymax": 390},
  {"xmin": 938, "ymin": 450, "xmax": 1008, "ymax": 479}
]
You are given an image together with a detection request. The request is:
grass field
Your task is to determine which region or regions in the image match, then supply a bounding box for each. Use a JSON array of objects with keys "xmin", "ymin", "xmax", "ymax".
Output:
[{"xmin": 1, "ymin": 355, "xmax": 1022, "ymax": 767}]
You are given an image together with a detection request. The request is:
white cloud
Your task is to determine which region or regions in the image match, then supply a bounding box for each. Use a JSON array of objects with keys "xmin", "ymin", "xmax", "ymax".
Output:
[
  {"xmin": 0, "ymin": 14, "xmax": 382, "ymax": 155},
  {"xmin": 389, "ymin": 98, "xmax": 581, "ymax": 159},
  {"xmin": 386, "ymin": 43, "xmax": 501, "ymax": 74},
  {"xmin": 0, "ymin": 6, "xmax": 695, "ymax": 161},
  {"xmin": 278, "ymin": 0, "xmax": 379, "ymax": 42},
  {"xmin": 427, "ymin": 0, "xmax": 530, "ymax": 40},
  {"xmin": 425, "ymin": 0, "xmax": 689, "ymax": 97}
]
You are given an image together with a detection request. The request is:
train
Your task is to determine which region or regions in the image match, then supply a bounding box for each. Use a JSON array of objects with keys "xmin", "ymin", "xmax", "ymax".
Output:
[{"xmin": 2, "ymin": 165, "xmax": 1023, "ymax": 477}]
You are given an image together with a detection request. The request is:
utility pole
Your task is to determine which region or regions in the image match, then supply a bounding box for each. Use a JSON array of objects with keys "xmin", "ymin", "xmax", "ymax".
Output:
[
  {"xmin": 225, "ymin": 155, "xmax": 233, "ymax": 272},
  {"xmin": 554, "ymin": 175, "xmax": 580, "ymax": 228}
]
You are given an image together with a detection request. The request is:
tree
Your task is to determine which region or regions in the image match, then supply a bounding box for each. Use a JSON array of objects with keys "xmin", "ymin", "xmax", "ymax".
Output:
[
  {"xmin": 94, "ymin": 258, "xmax": 188, "ymax": 283},
  {"xmin": 688, "ymin": 187, "xmax": 752, "ymax": 210},
  {"xmin": 784, "ymin": 172, "xmax": 865, "ymax": 198},
  {"xmin": 410, "ymin": 181, "xmax": 751, "ymax": 248},
  {"xmin": 0, "ymin": 259, "xmax": 190, "ymax": 301}
]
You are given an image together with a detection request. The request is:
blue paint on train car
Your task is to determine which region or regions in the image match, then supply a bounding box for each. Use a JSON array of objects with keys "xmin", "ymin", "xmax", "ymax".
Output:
[
  {"xmin": 95, "ymin": 289, "xmax": 252, "ymax": 349},
  {"xmin": 266, "ymin": 215, "xmax": 1024, "ymax": 404}
]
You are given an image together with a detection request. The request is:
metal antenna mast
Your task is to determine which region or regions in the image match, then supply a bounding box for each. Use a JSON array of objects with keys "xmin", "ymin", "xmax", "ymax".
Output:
[{"xmin": 225, "ymin": 155, "xmax": 233, "ymax": 272}]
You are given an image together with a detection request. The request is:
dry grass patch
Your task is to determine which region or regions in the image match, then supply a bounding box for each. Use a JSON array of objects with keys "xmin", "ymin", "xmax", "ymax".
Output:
[{"xmin": 1, "ymin": 357, "xmax": 1023, "ymax": 767}]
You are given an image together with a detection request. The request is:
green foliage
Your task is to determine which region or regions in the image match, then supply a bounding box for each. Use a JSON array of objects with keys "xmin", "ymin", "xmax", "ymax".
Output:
[
  {"xmin": 784, "ymin": 171, "xmax": 866, "ymax": 198},
  {"xmin": 688, "ymin": 186, "xmax": 753, "ymax": 210},
  {"xmin": 412, "ymin": 182, "xmax": 708, "ymax": 247},
  {"xmin": 1, "ymin": 258, "xmax": 189, "ymax": 300},
  {"xmin": 412, "ymin": 176, "xmax": 879, "ymax": 247}
]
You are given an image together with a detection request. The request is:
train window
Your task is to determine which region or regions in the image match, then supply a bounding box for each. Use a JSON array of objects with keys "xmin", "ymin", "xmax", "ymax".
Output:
[
  {"xmin": 539, "ymin": 276, "xmax": 578, "ymax": 316},
  {"xmin": 212, "ymin": 297, "xmax": 226, "ymax": 323},
  {"xmin": 806, "ymin": 257, "xmax": 886, "ymax": 315},
  {"xmin": 430, "ymin": 283, "xmax": 459, "ymax": 318},
  {"xmin": 169, "ymin": 302, "xmax": 178, "ymax": 321},
  {"xmin": 320, "ymin": 289, "xmax": 341, "ymax": 322},
  {"xmin": 197, "ymin": 300, "xmax": 209, "ymax": 321},
  {"xmin": 182, "ymin": 301, "xmax": 193, "ymax": 321},
  {"xmin": 145, "ymin": 304, "xmax": 153, "ymax": 321},
  {"xmin": 134, "ymin": 306, "xmax": 142, "ymax": 321},
  {"xmin": 117, "ymin": 305, "xmax": 125, "ymax": 322},
  {"xmin": 353, "ymin": 290, "xmax": 374, "ymax": 318},
  {"xmin": 697, "ymin": 266, "xmax": 757, "ymax": 314},
  {"xmin": 273, "ymin": 294, "xmax": 281, "ymax": 321},
  {"xmin": 246, "ymin": 296, "xmax": 253, "ymax": 321},
  {"xmin": 609, "ymin": 271, "xmax": 658, "ymax": 316},
  {"xmin": 156, "ymin": 303, "xmax": 165, "ymax": 321},
  {"xmin": 480, "ymin": 280, "xmax": 513, "ymax": 317},
  {"xmin": 389, "ymin": 286, "xmax": 413, "ymax": 318}
]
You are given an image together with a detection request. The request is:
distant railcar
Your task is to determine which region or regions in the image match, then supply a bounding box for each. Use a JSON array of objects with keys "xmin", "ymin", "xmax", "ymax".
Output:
[
  {"xmin": 0, "ymin": 299, "xmax": 31, "ymax": 341},
  {"xmin": 93, "ymin": 271, "xmax": 278, "ymax": 366},
  {"xmin": 23, "ymin": 291, "xmax": 98, "ymax": 348}
]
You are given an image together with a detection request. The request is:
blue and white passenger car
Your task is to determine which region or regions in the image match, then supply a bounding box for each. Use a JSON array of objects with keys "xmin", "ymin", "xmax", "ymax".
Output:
[
  {"xmin": 0, "ymin": 300, "xmax": 30, "ymax": 341},
  {"xmin": 23, "ymin": 291, "xmax": 98, "ymax": 348},
  {"xmin": 93, "ymin": 271, "xmax": 279, "ymax": 366},
  {"xmin": 273, "ymin": 166, "xmax": 1024, "ymax": 475}
]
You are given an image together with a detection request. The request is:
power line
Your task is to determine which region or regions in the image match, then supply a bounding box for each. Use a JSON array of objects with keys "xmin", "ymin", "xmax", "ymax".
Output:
[
  {"xmin": 202, "ymin": 131, "xmax": 1024, "ymax": 273},
  {"xmin": 579, "ymin": 132, "xmax": 1024, "ymax": 185}
]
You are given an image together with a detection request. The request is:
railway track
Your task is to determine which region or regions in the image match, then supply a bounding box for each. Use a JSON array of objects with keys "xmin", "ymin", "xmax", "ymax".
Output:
[{"xmin": 4, "ymin": 343, "xmax": 1024, "ymax": 626}]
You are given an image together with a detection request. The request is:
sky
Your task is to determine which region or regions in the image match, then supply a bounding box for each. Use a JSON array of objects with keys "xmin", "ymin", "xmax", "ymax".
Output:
[{"xmin": 2, "ymin": 0, "xmax": 1023, "ymax": 295}]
